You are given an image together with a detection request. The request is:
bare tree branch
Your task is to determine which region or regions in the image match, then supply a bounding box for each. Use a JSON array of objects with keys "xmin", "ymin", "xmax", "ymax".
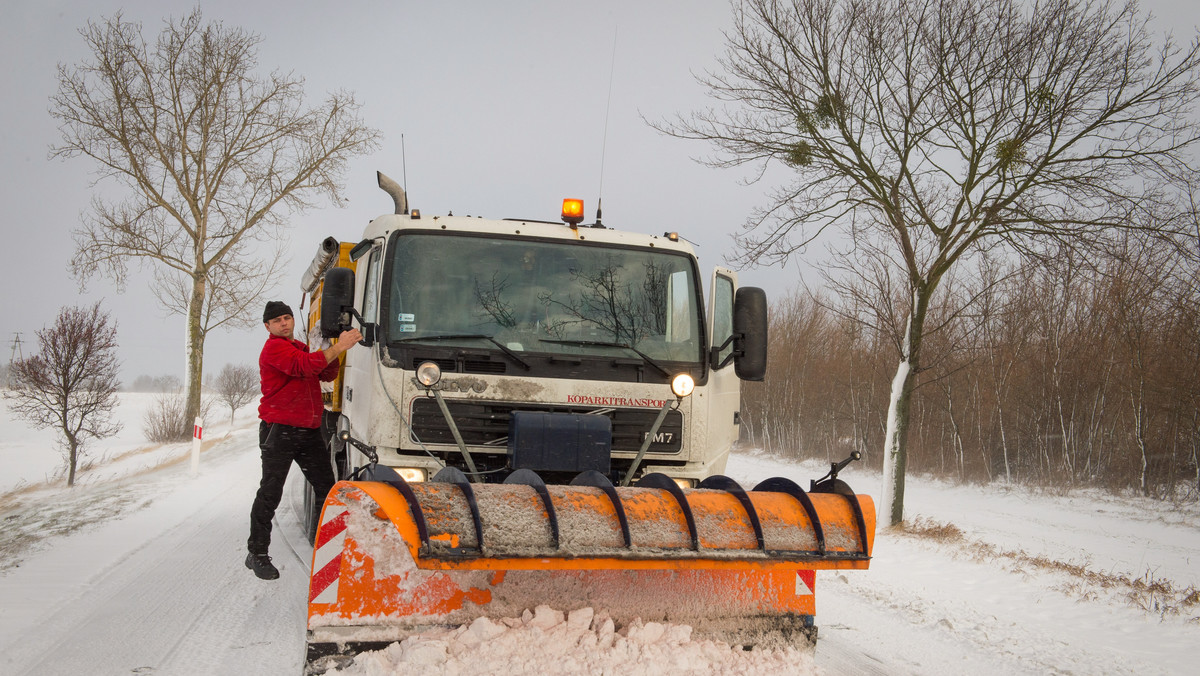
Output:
[
  {"xmin": 3, "ymin": 303, "xmax": 122, "ymax": 486},
  {"xmin": 50, "ymin": 8, "xmax": 381, "ymax": 428},
  {"xmin": 658, "ymin": 0, "xmax": 1200, "ymax": 524},
  {"xmin": 214, "ymin": 362, "xmax": 258, "ymax": 425}
]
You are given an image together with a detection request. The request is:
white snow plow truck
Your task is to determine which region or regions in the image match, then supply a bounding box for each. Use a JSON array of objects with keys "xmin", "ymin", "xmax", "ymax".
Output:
[{"xmin": 297, "ymin": 171, "xmax": 875, "ymax": 673}]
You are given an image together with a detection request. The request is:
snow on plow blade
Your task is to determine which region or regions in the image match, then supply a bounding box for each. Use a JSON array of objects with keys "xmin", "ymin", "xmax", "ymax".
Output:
[{"xmin": 305, "ymin": 471, "xmax": 874, "ymax": 673}]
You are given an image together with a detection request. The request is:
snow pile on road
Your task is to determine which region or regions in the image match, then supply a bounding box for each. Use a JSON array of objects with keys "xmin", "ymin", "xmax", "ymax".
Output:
[{"xmin": 332, "ymin": 605, "xmax": 817, "ymax": 676}]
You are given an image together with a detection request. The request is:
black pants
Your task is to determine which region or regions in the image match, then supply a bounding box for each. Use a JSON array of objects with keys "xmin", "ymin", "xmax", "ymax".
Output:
[{"xmin": 247, "ymin": 421, "xmax": 336, "ymax": 555}]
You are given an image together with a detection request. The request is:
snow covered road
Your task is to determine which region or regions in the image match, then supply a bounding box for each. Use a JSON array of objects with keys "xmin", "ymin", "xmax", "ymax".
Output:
[
  {"xmin": 1, "ymin": 420, "xmax": 1197, "ymax": 675},
  {"xmin": 0, "ymin": 427, "xmax": 308, "ymax": 675},
  {"xmin": 731, "ymin": 454, "xmax": 1200, "ymax": 676}
]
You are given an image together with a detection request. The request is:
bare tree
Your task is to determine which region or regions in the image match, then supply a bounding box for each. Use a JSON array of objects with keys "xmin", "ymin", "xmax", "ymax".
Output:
[
  {"xmin": 3, "ymin": 303, "xmax": 122, "ymax": 487},
  {"xmin": 153, "ymin": 239, "xmax": 289, "ymax": 345},
  {"xmin": 129, "ymin": 373, "xmax": 182, "ymax": 393},
  {"xmin": 746, "ymin": 242, "xmax": 1200, "ymax": 497},
  {"xmin": 215, "ymin": 363, "xmax": 258, "ymax": 425},
  {"xmin": 542, "ymin": 259, "xmax": 670, "ymax": 345},
  {"xmin": 50, "ymin": 9, "xmax": 381, "ymax": 435},
  {"xmin": 662, "ymin": 0, "xmax": 1200, "ymax": 524},
  {"xmin": 143, "ymin": 391, "xmax": 213, "ymax": 443}
]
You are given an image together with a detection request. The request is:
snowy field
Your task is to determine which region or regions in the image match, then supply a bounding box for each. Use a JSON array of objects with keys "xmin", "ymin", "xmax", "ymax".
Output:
[
  {"xmin": 0, "ymin": 396, "xmax": 1197, "ymax": 675},
  {"xmin": 0, "ymin": 393, "xmax": 249, "ymax": 494}
]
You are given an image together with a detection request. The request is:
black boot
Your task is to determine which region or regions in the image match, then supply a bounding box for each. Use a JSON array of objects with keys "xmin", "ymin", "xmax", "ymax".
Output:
[{"xmin": 245, "ymin": 552, "xmax": 279, "ymax": 580}]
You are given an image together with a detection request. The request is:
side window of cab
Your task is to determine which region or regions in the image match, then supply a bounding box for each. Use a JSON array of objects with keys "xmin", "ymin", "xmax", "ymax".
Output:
[
  {"xmin": 712, "ymin": 275, "xmax": 734, "ymax": 367},
  {"xmin": 362, "ymin": 248, "xmax": 382, "ymax": 324}
]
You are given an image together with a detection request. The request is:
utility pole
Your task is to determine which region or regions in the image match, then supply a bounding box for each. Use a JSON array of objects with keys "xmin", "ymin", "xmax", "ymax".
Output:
[{"xmin": 7, "ymin": 332, "xmax": 23, "ymax": 387}]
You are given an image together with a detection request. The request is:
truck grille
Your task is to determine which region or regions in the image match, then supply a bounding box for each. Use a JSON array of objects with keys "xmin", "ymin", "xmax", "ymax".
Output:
[
  {"xmin": 409, "ymin": 398, "xmax": 683, "ymax": 454},
  {"xmin": 411, "ymin": 357, "xmax": 506, "ymax": 375}
]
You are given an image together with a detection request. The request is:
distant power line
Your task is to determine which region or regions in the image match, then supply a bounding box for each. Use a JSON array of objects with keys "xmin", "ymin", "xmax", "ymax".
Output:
[
  {"xmin": 6, "ymin": 332, "xmax": 24, "ymax": 387},
  {"xmin": 8, "ymin": 332, "xmax": 23, "ymax": 363}
]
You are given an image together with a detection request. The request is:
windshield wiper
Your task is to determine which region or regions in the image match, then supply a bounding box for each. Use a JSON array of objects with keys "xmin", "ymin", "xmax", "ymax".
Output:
[
  {"xmin": 538, "ymin": 339, "xmax": 672, "ymax": 378},
  {"xmin": 392, "ymin": 334, "xmax": 531, "ymax": 371}
]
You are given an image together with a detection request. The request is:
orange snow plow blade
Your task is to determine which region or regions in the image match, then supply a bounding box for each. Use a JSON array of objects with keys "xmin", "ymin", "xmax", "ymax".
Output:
[{"xmin": 305, "ymin": 472, "xmax": 874, "ymax": 673}]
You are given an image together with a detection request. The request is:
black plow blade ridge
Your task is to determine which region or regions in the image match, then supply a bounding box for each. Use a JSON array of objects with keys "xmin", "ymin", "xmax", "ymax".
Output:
[
  {"xmin": 504, "ymin": 469, "xmax": 560, "ymax": 548},
  {"xmin": 570, "ymin": 470, "xmax": 632, "ymax": 547},
  {"xmin": 698, "ymin": 475, "xmax": 766, "ymax": 550},
  {"xmin": 753, "ymin": 476, "xmax": 826, "ymax": 554},
  {"xmin": 635, "ymin": 472, "xmax": 700, "ymax": 551}
]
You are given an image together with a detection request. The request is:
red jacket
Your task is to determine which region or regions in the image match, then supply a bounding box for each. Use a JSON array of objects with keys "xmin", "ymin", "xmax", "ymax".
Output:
[{"xmin": 258, "ymin": 334, "xmax": 341, "ymax": 428}]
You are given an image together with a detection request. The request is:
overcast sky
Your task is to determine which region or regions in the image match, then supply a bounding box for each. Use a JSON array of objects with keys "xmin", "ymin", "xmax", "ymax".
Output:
[{"xmin": 0, "ymin": 0, "xmax": 1194, "ymax": 384}]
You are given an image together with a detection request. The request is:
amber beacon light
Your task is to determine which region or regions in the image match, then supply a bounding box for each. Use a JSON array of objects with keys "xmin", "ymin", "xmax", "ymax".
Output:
[{"xmin": 561, "ymin": 198, "xmax": 585, "ymax": 225}]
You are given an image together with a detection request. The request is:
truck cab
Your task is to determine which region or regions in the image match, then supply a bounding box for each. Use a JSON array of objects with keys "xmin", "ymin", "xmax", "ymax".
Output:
[{"xmin": 311, "ymin": 188, "xmax": 766, "ymax": 490}]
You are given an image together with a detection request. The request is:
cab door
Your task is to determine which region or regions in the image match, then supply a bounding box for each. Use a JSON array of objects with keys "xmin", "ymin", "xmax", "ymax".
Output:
[
  {"xmin": 705, "ymin": 267, "xmax": 741, "ymax": 465},
  {"xmin": 340, "ymin": 243, "xmax": 382, "ymax": 446}
]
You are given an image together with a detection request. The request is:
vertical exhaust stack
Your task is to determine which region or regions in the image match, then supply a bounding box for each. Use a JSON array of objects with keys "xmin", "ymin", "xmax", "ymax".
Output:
[{"xmin": 377, "ymin": 171, "xmax": 408, "ymax": 215}]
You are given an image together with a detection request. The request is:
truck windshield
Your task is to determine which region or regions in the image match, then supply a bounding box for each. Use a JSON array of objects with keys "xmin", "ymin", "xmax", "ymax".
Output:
[{"xmin": 384, "ymin": 233, "xmax": 702, "ymax": 364}]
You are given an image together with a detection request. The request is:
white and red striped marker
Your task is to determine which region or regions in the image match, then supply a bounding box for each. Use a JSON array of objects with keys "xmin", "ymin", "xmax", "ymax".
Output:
[
  {"xmin": 795, "ymin": 570, "xmax": 814, "ymax": 597},
  {"xmin": 189, "ymin": 417, "xmax": 203, "ymax": 477},
  {"xmin": 309, "ymin": 504, "xmax": 349, "ymax": 604}
]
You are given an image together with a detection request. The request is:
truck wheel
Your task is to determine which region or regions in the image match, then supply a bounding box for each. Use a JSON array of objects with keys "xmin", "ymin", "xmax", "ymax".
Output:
[
  {"xmin": 322, "ymin": 410, "xmax": 348, "ymax": 480},
  {"xmin": 302, "ymin": 481, "xmax": 320, "ymax": 543}
]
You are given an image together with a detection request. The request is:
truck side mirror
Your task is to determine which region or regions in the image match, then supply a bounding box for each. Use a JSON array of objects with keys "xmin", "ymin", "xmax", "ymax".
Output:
[
  {"xmin": 732, "ymin": 286, "xmax": 767, "ymax": 381},
  {"xmin": 320, "ymin": 267, "xmax": 357, "ymax": 340}
]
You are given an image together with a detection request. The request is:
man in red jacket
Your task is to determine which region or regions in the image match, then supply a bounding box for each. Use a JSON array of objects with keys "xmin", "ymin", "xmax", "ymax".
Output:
[{"xmin": 246, "ymin": 300, "xmax": 362, "ymax": 580}]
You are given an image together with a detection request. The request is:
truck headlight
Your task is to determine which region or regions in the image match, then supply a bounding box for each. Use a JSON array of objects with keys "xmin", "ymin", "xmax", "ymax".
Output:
[
  {"xmin": 416, "ymin": 361, "xmax": 442, "ymax": 387},
  {"xmin": 395, "ymin": 467, "xmax": 427, "ymax": 482},
  {"xmin": 670, "ymin": 373, "xmax": 695, "ymax": 398}
]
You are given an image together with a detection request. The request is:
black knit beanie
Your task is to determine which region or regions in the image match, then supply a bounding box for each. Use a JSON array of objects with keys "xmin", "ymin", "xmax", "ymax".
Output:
[{"xmin": 263, "ymin": 300, "xmax": 293, "ymax": 323}]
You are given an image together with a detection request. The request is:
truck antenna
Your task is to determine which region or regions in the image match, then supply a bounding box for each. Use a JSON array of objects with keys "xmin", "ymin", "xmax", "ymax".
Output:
[{"xmin": 595, "ymin": 28, "xmax": 618, "ymax": 229}]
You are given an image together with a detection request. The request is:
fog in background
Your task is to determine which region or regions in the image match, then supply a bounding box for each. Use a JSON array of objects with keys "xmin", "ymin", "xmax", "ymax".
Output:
[{"xmin": 1, "ymin": 0, "xmax": 1192, "ymax": 385}]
